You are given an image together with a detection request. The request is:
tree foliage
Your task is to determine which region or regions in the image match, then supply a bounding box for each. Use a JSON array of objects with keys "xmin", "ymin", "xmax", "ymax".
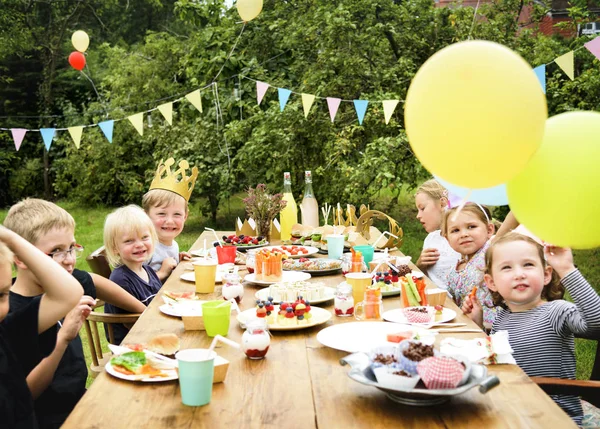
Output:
[{"xmin": 2, "ymin": 0, "xmax": 600, "ymax": 215}]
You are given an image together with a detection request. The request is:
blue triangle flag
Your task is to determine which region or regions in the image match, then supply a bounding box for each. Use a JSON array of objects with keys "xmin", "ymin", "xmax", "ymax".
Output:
[
  {"xmin": 40, "ymin": 128, "xmax": 55, "ymax": 151},
  {"xmin": 98, "ymin": 120, "xmax": 114, "ymax": 143},
  {"xmin": 278, "ymin": 88, "xmax": 292, "ymax": 112},
  {"xmin": 533, "ymin": 65, "xmax": 546, "ymax": 94},
  {"xmin": 353, "ymin": 100, "xmax": 369, "ymax": 125}
]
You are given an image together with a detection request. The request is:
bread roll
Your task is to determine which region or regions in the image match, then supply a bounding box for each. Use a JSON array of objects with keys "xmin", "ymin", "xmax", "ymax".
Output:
[{"xmin": 146, "ymin": 333, "xmax": 181, "ymax": 356}]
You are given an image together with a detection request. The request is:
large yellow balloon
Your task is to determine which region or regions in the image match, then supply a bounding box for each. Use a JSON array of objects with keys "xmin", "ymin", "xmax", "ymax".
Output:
[
  {"xmin": 404, "ymin": 41, "xmax": 547, "ymax": 189},
  {"xmin": 71, "ymin": 30, "xmax": 90, "ymax": 53},
  {"xmin": 507, "ymin": 111, "xmax": 600, "ymax": 249},
  {"xmin": 236, "ymin": 0, "xmax": 263, "ymax": 22}
]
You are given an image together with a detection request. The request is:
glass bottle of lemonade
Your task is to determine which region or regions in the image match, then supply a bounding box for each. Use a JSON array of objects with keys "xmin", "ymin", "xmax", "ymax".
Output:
[
  {"xmin": 301, "ymin": 170, "xmax": 319, "ymax": 228},
  {"xmin": 280, "ymin": 172, "xmax": 298, "ymax": 240}
]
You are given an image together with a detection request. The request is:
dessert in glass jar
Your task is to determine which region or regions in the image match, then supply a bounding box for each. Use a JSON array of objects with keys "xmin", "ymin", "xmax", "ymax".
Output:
[
  {"xmin": 222, "ymin": 273, "xmax": 244, "ymax": 304},
  {"xmin": 241, "ymin": 319, "xmax": 270, "ymax": 359},
  {"xmin": 334, "ymin": 282, "xmax": 354, "ymax": 317}
]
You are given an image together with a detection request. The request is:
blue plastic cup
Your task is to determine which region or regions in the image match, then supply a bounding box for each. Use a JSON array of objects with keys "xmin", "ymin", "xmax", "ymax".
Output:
[
  {"xmin": 353, "ymin": 245, "xmax": 375, "ymax": 265},
  {"xmin": 326, "ymin": 234, "xmax": 345, "ymax": 259},
  {"xmin": 176, "ymin": 349, "xmax": 217, "ymax": 406}
]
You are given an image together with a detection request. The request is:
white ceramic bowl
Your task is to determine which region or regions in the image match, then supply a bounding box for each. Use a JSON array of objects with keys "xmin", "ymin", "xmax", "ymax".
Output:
[{"xmin": 373, "ymin": 366, "xmax": 421, "ymax": 390}]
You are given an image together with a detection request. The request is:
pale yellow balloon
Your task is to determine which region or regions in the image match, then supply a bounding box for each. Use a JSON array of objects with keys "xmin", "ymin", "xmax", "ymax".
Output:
[
  {"xmin": 405, "ymin": 41, "xmax": 547, "ymax": 189},
  {"xmin": 71, "ymin": 30, "xmax": 90, "ymax": 53},
  {"xmin": 236, "ymin": 0, "xmax": 263, "ymax": 22},
  {"xmin": 507, "ymin": 111, "xmax": 600, "ymax": 249}
]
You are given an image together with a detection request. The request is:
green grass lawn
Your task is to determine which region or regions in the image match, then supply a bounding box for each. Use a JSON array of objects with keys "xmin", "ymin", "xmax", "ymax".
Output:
[{"xmin": 1, "ymin": 191, "xmax": 598, "ymax": 385}]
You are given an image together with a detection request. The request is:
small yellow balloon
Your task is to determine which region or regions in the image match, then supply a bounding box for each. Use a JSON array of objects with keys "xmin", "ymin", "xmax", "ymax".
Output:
[
  {"xmin": 71, "ymin": 30, "xmax": 90, "ymax": 53},
  {"xmin": 236, "ymin": 0, "xmax": 263, "ymax": 22},
  {"xmin": 405, "ymin": 41, "xmax": 547, "ymax": 189},
  {"xmin": 507, "ymin": 111, "xmax": 600, "ymax": 249}
]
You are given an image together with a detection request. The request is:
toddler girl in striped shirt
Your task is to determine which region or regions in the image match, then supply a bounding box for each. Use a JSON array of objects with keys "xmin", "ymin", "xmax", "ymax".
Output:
[{"xmin": 463, "ymin": 232, "xmax": 600, "ymax": 425}]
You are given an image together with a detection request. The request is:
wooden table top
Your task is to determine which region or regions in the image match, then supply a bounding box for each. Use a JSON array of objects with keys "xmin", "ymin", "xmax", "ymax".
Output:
[{"xmin": 63, "ymin": 232, "xmax": 576, "ymax": 428}]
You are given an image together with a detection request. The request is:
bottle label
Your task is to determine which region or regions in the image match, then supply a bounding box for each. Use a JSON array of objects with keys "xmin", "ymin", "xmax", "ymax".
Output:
[
  {"xmin": 284, "ymin": 172, "xmax": 291, "ymax": 185},
  {"xmin": 304, "ymin": 170, "xmax": 312, "ymax": 183}
]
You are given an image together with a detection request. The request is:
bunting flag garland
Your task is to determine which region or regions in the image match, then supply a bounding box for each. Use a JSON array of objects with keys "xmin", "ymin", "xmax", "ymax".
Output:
[
  {"xmin": 326, "ymin": 97, "xmax": 341, "ymax": 123},
  {"xmin": 40, "ymin": 128, "xmax": 55, "ymax": 151},
  {"xmin": 98, "ymin": 120, "xmax": 114, "ymax": 143},
  {"xmin": 533, "ymin": 65, "xmax": 546, "ymax": 94},
  {"xmin": 584, "ymin": 36, "xmax": 600, "ymax": 61},
  {"xmin": 256, "ymin": 81, "xmax": 269, "ymax": 105},
  {"xmin": 301, "ymin": 93, "xmax": 315, "ymax": 118},
  {"xmin": 68, "ymin": 126, "xmax": 84, "ymax": 148},
  {"xmin": 157, "ymin": 102, "xmax": 173, "ymax": 125},
  {"xmin": 353, "ymin": 100, "xmax": 369, "ymax": 125},
  {"xmin": 185, "ymin": 90, "xmax": 203, "ymax": 113},
  {"xmin": 382, "ymin": 100, "xmax": 399, "ymax": 124},
  {"xmin": 554, "ymin": 51, "xmax": 574, "ymax": 80},
  {"xmin": 11, "ymin": 128, "xmax": 26, "ymax": 151},
  {"xmin": 128, "ymin": 112, "xmax": 144, "ymax": 136},
  {"xmin": 278, "ymin": 88, "xmax": 292, "ymax": 112}
]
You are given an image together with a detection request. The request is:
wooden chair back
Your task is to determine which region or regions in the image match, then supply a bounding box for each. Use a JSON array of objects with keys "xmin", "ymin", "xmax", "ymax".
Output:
[
  {"xmin": 83, "ymin": 304, "xmax": 141, "ymax": 378},
  {"xmin": 86, "ymin": 246, "xmax": 112, "ymax": 279}
]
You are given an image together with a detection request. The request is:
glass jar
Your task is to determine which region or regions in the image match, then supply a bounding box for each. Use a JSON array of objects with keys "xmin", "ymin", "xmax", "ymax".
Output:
[
  {"xmin": 245, "ymin": 250, "xmax": 256, "ymax": 274},
  {"xmin": 222, "ymin": 273, "xmax": 244, "ymax": 304},
  {"xmin": 354, "ymin": 287, "xmax": 383, "ymax": 321},
  {"xmin": 334, "ymin": 282, "xmax": 354, "ymax": 317},
  {"xmin": 241, "ymin": 319, "xmax": 270, "ymax": 359}
]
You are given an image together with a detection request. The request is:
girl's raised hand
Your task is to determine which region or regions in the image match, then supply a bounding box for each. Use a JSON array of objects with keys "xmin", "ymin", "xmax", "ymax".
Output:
[
  {"xmin": 544, "ymin": 245, "xmax": 576, "ymax": 279},
  {"xmin": 417, "ymin": 248, "xmax": 440, "ymax": 267},
  {"xmin": 462, "ymin": 291, "xmax": 484, "ymax": 329}
]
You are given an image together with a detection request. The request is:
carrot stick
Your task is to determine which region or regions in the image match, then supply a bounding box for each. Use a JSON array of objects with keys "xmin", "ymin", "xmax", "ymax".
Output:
[
  {"xmin": 401, "ymin": 280, "xmax": 409, "ymax": 307},
  {"xmin": 469, "ymin": 286, "xmax": 478, "ymax": 300}
]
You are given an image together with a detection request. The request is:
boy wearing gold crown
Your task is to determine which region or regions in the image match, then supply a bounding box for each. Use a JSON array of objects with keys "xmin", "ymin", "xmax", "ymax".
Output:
[{"xmin": 142, "ymin": 158, "xmax": 198, "ymax": 281}]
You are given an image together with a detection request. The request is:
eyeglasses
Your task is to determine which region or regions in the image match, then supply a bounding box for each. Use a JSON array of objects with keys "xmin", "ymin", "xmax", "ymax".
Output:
[{"xmin": 47, "ymin": 244, "xmax": 84, "ymax": 262}]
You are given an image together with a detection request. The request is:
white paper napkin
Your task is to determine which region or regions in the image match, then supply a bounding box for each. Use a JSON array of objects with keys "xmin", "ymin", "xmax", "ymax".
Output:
[{"xmin": 439, "ymin": 330, "xmax": 516, "ymax": 365}]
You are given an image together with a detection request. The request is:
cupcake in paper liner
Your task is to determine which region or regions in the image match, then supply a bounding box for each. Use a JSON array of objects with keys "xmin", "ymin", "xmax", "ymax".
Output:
[
  {"xmin": 369, "ymin": 344, "xmax": 401, "ymax": 371},
  {"xmin": 398, "ymin": 340, "xmax": 435, "ymax": 375},
  {"xmin": 403, "ymin": 306, "xmax": 434, "ymax": 324},
  {"xmin": 373, "ymin": 366, "xmax": 420, "ymax": 390},
  {"xmin": 417, "ymin": 356, "xmax": 465, "ymax": 390}
]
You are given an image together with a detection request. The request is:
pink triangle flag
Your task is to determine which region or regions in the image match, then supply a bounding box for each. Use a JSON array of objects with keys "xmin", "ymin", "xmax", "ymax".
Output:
[
  {"xmin": 11, "ymin": 128, "xmax": 27, "ymax": 151},
  {"xmin": 326, "ymin": 97, "xmax": 341, "ymax": 123},
  {"xmin": 585, "ymin": 36, "xmax": 600, "ymax": 61},
  {"xmin": 256, "ymin": 81, "xmax": 269, "ymax": 105}
]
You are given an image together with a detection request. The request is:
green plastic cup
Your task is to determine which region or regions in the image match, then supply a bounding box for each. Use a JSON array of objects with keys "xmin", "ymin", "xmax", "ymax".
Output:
[
  {"xmin": 176, "ymin": 349, "xmax": 216, "ymax": 406},
  {"xmin": 202, "ymin": 300, "xmax": 231, "ymax": 337},
  {"xmin": 353, "ymin": 245, "xmax": 375, "ymax": 265}
]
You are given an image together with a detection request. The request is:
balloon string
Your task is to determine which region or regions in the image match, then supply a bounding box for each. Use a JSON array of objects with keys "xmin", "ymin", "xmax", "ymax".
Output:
[
  {"xmin": 468, "ymin": 0, "xmax": 482, "ymax": 40},
  {"xmin": 80, "ymin": 67, "xmax": 106, "ymax": 114},
  {"xmin": 212, "ymin": 21, "xmax": 246, "ymax": 83}
]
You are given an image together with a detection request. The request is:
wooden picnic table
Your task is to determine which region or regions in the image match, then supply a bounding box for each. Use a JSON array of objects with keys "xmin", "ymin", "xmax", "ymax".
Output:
[{"xmin": 63, "ymin": 232, "xmax": 577, "ymax": 428}]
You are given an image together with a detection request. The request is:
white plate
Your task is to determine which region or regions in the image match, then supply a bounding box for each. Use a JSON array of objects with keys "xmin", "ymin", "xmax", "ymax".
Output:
[
  {"xmin": 190, "ymin": 248, "xmax": 211, "ymax": 258},
  {"xmin": 316, "ymin": 322, "xmax": 436, "ymax": 353},
  {"xmin": 105, "ymin": 353, "xmax": 178, "ymax": 382},
  {"xmin": 180, "ymin": 271, "xmax": 223, "ymax": 283},
  {"xmin": 243, "ymin": 271, "xmax": 311, "ymax": 286},
  {"xmin": 159, "ymin": 300, "xmax": 236, "ymax": 318},
  {"xmin": 383, "ymin": 307, "xmax": 457, "ymax": 325},
  {"xmin": 236, "ymin": 305, "xmax": 332, "ymax": 331},
  {"xmin": 260, "ymin": 245, "xmax": 320, "ymax": 258},
  {"xmin": 380, "ymin": 287, "xmax": 401, "ymax": 297},
  {"xmin": 254, "ymin": 286, "xmax": 335, "ymax": 305},
  {"xmin": 234, "ymin": 241, "xmax": 269, "ymax": 251}
]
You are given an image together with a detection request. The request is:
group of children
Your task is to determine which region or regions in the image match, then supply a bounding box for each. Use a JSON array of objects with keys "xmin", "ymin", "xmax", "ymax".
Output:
[
  {"xmin": 0, "ymin": 158, "xmax": 196, "ymax": 428},
  {"xmin": 415, "ymin": 179, "xmax": 600, "ymax": 425}
]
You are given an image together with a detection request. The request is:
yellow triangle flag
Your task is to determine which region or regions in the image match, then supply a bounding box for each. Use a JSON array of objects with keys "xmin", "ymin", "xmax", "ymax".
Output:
[
  {"xmin": 555, "ymin": 51, "xmax": 574, "ymax": 80},
  {"xmin": 301, "ymin": 94, "xmax": 316, "ymax": 118},
  {"xmin": 382, "ymin": 100, "xmax": 399, "ymax": 125},
  {"xmin": 157, "ymin": 102, "xmax": 173, "ymax": 125},
  {"xmin": 128, "ymin": 112, "xmax": 144, "ymax": 136},
  {"xmin": 67, "ymin": 126, "xmax": 84, "ymax": 149},
  {"xmin": 185, "ymin": 90, "xmax": 203, "ymax": 112}
]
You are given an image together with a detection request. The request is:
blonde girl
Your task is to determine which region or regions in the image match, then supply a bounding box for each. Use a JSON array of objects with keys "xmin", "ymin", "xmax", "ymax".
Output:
[
  {"xmin": 463, "ymin": 232, "xmax": 600, "ymax": 426},
  {"xmin": 103, "ymin": 205, "xmax": 160, "ymax": 344},
  {"xmin": 442, "ymin": 203, "xmax": 496, "ymax": 328},
  {"xmin": 415, "ymin": 179, "xmax": 461, "ymax": 289}
]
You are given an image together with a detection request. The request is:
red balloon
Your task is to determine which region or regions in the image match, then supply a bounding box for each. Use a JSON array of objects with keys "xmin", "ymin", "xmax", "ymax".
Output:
[{"xmin": 68, "ymin": 51, "xmax": 86, "ymax": 71}]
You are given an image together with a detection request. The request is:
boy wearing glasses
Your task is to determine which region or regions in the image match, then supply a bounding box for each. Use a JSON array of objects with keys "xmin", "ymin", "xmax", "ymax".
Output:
[{"xmin": 4, "ymin": 199, "xmax": 146, "ymax": 429}]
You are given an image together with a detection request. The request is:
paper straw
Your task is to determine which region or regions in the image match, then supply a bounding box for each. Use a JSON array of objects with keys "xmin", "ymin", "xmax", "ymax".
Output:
[
  {"xmin": 205, "ymin": 227, "xmax": 223, "ymax": 248},
  {"xmin": 203, "ymin": 239, "xmax": 207, "ymax": 260},
  {"xmin": 209, "ymin": 334, "xmax": 241, "ymax": 352},
  {"xmin": 372, "ymin": 231, "xmax": 399, "ymax": 249},
  {"xmin": 450, "ymin": 189, "xmax": 473, "ymax": 223}
]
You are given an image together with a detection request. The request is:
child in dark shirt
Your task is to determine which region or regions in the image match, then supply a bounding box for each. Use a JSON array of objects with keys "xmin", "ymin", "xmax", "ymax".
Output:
[
  {"xmin": 0, "ymin": 226, "xmax": 82, "ymax": 428},
  {"xmin": 103, "ymin": 205, "xmax": 162, "ymax": 344}
]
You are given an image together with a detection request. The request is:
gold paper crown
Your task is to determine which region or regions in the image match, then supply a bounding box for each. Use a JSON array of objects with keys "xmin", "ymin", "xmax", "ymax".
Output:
[{"xmin": 149, "ymin": 158, "xmax": 198, "ymax": 202}]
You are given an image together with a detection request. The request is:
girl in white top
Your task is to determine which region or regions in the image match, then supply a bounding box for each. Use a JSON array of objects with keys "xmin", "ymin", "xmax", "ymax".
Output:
[{"xmin": 415, "ymin": 179, "xmax": 461, "ymax": 290}]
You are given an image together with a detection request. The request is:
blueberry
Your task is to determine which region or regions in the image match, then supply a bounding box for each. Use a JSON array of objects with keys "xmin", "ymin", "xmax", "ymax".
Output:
[
  {"xmin": 256, "ymin": 300, "xmax": 261, "ymax": 304},
  {"xmin": 385, "ymin": 280, "xmax": 391, "ymax": 284},
  {"xmin": 298, "ymin": 315, "xmax": 304, "ymax": 320},
  {"xmin": 305, "ymin": 300, "xmax": 310, "ymax": 306},
  {"xmin": 239, "ymin": 235, "xmax": 245, "ymax": 239},
  {"xmin": 257, "ymin": 236, "xmax": 264, "ymax": 241},
  {"xmin": 286, "ymin": 307, "xmax": 293, "ymax": 313},
  {"xmin": 267, "ymin": 296, "xmax": 273, "ymax": 301},
  {"xmin": 213, "ymin": 242, "xmax": 220, "ymax": 247},
  {"xmin": 376, "ymin": 272, "xmax": 382, "ymax": 276},
  {"xmin": 258, "ymin": 303, "xmax": 264, "ymax": 308},
  {"xmin": 222, "ymin": 235, "xmax": 228, "ymax": 240}
]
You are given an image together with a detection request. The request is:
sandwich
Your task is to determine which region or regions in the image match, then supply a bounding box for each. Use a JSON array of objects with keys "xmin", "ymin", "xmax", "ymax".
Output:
[
  {"xmin": 146, "ymin": 333, "xmax": 181, "ymax": 358},
  {"xmin": 110, "ymin": 351, "xmax": 169, "ymax": 378}
]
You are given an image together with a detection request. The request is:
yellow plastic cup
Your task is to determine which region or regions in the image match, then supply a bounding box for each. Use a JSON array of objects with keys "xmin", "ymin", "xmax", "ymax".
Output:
[
  {"xmin": 345, "ymin": 272, "xmax": 372, "ymax": 304},
  {"xmin": 193, "ymin": 260, "xmax": 218, "ymax": 294}
]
